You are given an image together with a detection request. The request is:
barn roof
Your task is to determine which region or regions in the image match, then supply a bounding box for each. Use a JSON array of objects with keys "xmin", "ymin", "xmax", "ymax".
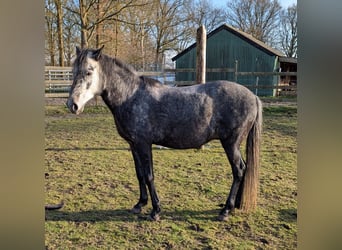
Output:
[
  {"xmin": 279, "ymin": 57, "xmax": 297, "ymax": 64},
  {"xmin": 172, "ymin": 24, "xmax": 285, "ymax": 61}
]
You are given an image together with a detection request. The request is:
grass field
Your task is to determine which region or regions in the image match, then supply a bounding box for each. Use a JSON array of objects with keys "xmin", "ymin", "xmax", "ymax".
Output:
[{"xmin": 45, "ymin": 102, "xmax": 297, "ymax": 249}]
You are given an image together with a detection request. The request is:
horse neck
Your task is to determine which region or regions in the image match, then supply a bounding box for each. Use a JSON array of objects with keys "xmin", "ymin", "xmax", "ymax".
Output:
[{"xmin": 100, "ymin": 56, "xmax": 140, "ymax": 107}]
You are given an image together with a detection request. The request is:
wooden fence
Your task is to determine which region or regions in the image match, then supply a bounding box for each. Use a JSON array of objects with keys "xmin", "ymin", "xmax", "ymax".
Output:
[
  {"xmin": 45, "ymin": 66, "xmax": 297, "ymax": 98},
  {"xmin": 45, "ymin": 66, "xmax": 72, "ymax": 97},
  {"xmin": 46, "ymin": 26, "xmax": 296, "ymax": 98}
]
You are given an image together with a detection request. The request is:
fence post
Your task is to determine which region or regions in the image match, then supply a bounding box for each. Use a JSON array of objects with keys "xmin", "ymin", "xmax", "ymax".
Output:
[
  {"xmin": 196, "ymin": 25, "xmax": 207, "ymax": 149},
  {"xmin": 162, "ymin": 53, "xmax": 166, "ymax": 84},
  {"xmin": 48, "ymin": 69, "xmax": 52, "ymax": 92},
  {"xmin": 255, "ymin": 76, "xmax": 259, "ymax": 96},
  {"xmin": 234, "ymin": 60, "xmax": 238, "ymax": 83},
  {"xmin": 196, "ymin": 25, "xmax": 206, "ymax": 84}
]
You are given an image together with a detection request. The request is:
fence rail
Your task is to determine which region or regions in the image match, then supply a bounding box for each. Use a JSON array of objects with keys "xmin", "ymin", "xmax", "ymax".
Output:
[
  {"xmin": 164, "ymin": 68, "xmax": 296, "ymax": 76},
  {"xmin": 45, "ymin": 67, "xmax": 297, "ymax": 97}
]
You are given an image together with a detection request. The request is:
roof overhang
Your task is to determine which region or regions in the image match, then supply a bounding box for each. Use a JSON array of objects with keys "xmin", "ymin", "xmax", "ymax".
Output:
[{"xmin": 279, "ymin": 57, "xmax": 297, "ymax": 64}]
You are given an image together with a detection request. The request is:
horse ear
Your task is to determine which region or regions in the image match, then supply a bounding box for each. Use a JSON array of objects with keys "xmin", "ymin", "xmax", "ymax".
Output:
[
  {"xmin": 76, "ymin": 46, "xmax": 81, "ymax": 56},
  {"xmin": 93, "ymin": 45, "xmax": 104, "ymax": 61}
]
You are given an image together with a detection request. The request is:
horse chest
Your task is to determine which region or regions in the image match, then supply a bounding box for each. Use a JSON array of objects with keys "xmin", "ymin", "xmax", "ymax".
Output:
[{"xmin": 112, "ymin": 105, "xmax": 150, "ymax": 140}]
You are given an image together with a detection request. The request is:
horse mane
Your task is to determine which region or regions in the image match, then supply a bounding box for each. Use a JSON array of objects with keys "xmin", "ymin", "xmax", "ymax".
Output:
[
  {"xmin": 72, "ymin": 48, "xmax": 92, "ymax": 71},
  {"xmin": 98, "ymin": 54, "xmax": 137, "ymax": 76},
  {"xmin": 98, "ymin": 53, "xmax": 163, "ymax": 88},
  {"xmin": 75, "ymin": 48, "xmax": 163, "ymax": 89},
  {"xmin": 140, "ymin": 76, "xmax": 163, "ymax": 87}
]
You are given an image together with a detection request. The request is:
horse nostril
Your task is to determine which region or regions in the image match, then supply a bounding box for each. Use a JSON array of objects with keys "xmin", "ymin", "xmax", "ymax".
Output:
[{"xmin": 72, "ymin": 103, "xmax": 78, "ymax": 113}]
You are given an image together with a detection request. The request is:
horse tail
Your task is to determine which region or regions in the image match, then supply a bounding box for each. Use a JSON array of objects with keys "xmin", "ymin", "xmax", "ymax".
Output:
[
  {"xmin": 240, "ymin": 96, "xmax": 262, "ymax": 212},
  {"xmin": 45, "ymin": 200, "xmax": 64, "ymax": 210}
]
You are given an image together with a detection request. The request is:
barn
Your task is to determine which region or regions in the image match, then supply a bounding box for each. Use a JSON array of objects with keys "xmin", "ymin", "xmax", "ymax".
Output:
[{"xmin": 172, "ymin": 24, "xmax": 288, "ymax": 96}]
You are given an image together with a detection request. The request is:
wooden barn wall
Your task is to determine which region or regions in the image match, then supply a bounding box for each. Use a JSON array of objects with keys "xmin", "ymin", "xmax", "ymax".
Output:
[
  {"xmin": 175, "ymin": 29, "xmax": 279, "ymax": 96},
  {"xmin": 175, "ymin": 48, "xmax": 196, "ymax": 82}
]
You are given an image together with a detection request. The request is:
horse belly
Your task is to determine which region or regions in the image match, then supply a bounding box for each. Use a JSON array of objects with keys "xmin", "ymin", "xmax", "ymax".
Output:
[
  {"xmin": 156, "ymin": 135, "xmax": 208, "ymax": 149},
  {"xmin": 151, "ymin": 92, "xmax": 217, "ymax": 149},
  {"xmin": 154, "ymin": 119, "xmax": 216, "ymax": 149}
]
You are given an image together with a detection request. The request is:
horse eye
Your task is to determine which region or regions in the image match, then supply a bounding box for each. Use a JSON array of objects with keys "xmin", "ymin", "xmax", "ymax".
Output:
[{"xmin": 86, "ymin": 71, "xmax": 92, "ymax": 76}]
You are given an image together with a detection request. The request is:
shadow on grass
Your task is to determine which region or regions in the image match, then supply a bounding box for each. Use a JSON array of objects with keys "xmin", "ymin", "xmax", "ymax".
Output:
[
  {"xmin": 279, "ymin": 208, "xmax": 297, "ymax": 222},
  {"xmin": 45, "ymin": 147, "xmax": 130, "ymax": 151},
  {"xmin": 45, "ymin": 208, "xmax": 221, "ymax": 222},
  {"xmin": 45, "ymin": 146, "xmax": 221, "ymax": 152}
]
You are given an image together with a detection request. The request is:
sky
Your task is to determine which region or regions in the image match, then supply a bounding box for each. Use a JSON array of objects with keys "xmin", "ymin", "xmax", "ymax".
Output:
[
  {"xmin": 212, "ymin": 0, "xmax": 297, "ymax": 9},
  {"xmin": 278, "ymin": 0, "xmax": 297, "ymax": 8}
]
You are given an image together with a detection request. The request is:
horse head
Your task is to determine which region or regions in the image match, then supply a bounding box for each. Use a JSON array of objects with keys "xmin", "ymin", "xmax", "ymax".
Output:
[{"xmin": 67, "ymin": 46, "xmax": 104, "ymax": 115}]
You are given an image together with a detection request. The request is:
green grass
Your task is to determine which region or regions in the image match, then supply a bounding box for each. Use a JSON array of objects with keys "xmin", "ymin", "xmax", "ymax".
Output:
[{"xmin": 45, "ymin": 104, "xmax": 297, "ymax": 249}]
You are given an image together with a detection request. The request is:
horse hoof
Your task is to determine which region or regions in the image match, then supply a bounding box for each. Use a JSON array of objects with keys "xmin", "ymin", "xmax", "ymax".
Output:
[
  {"xmin": 218, "ymin": 214, "xmax": 229, "ymax": 221},
  {"xmin": 131, "ymin": 206, "xmax": 142, "ymax": 214},
  {"xmin": 218, "ymin": 209, "xmax": 230, "ymax": 221},
  {"xmin": 148, "ymin": 213, "xmax": 160, "ymax": 221}
]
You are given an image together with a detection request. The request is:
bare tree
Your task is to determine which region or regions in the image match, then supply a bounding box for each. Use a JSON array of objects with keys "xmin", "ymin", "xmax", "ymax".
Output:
[
  {"xmin": 65, "ymin": 0, "xmax": 146, "ymax": 49},
  {"xmin": 279, "ymin": 4, "xmax": 297, "ymax": 57},
  {"xmin": 150, "ymin": 0, "xmax": 189, "ymax": 67},
  {"xmin": 63, "ymin": 8, "xmax": 80, "ymax": 66},
  {"xmin": 45, "ymin": 0, "xmax": 57, "ymax": 66},
  {"xmin": 95, "ymin": 0, "xmax": 104, "ymax": 48},
  {"xmin": 45, "ymin": 0, "xmax": 235, "ymax": 67},
  {"xmin": 225, "ymin": 0, "xmax": 282, "ymax": 46},
  {"xmin": 177, "ymin": 0, "xmax": 225, "ymax": 51},
  {"xmin": 54, "ymin": 0, "xmax": 65, "ymax": 66},
  {"xmin": 46, "ymin": 0, "xmax": 78, "ymax": 66},
  {"xmin": 187, "ymin": 0, "xmax": 225, "ymax": 33},
  {"xmin": 47, "ymin": 0, "xmax": 154, "ymax": 65},
  {"xmin": 122, "ymin": 0, "xmax": 156, "ymax": 69}
]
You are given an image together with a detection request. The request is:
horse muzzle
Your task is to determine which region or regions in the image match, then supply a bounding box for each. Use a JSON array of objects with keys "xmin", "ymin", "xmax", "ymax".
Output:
[{"xmin": 66, "ymin": 98, "xmax": 84, "ymax": 115}]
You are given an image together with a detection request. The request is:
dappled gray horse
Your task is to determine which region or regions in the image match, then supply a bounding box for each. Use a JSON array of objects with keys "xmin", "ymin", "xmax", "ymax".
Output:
[{"xmin": 67, "ymin": 46, "xmax": 262, "ymax": 221}]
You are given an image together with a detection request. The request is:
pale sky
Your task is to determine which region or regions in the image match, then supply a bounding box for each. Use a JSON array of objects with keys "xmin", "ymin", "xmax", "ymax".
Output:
[
  {"xmin": 278, "ymin": 0, "xmax": 297, "ymax": 8},
  {"xmin": 212, "ymin": 0, "xmax": 297, "ymax": 9}
]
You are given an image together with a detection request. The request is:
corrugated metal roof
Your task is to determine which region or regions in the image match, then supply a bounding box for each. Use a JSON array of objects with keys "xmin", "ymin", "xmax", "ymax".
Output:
[{"xmin": 172, "ymin": 24, "xmax": 285, "ymax": 61}]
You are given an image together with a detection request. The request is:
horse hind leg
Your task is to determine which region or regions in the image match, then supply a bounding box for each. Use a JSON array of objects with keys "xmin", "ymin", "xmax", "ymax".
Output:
[
  {"xmin": 218, "ymin": 140, "xmax": 246, "ymax": 221},
  {"xmin": 233, "ymin": 158, "xmax": 246, "ymax": 209}
]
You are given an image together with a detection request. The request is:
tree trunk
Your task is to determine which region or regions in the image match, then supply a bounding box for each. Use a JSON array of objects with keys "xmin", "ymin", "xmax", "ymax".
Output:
[
  {"xmin": 79, "ymin": 0, "xmax": 88, "ymax": 48},
  {"xmin": 114, "ymin": 20, "xmax": 118, "ymax": 56},
  {"xmin": 48, "ymin": 22, "xmax": 55, "ymax": 66},
  {"xmin": 55, "ymin": 0, "xmax": 64, "ymax": 66},
  {"xmin": 65, "ymin": 26, "xmax": 72, "ymax": 66},
  {"xmin": 140, "ymin": 23, "xmax": 145, "ymax": 71},
  {"xmin": 95, "ymin": 0, "xmax": 103, "ymax": 48},
  {"xmin": 155, "ymin": 39, "xmax": 161, "ymax": 70}
]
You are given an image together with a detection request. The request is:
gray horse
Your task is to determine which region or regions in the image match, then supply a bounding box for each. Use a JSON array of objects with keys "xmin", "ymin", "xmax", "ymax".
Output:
[{"xmin": 67, "ymin": 46, "xmax": 262, "ymax": 221}]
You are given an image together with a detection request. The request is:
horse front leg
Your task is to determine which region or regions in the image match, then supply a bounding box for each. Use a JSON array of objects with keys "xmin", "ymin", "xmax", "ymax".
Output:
[
  {"xmin": 131, "ymin": 142, "xmax": 161, "ymax": 221},
  {"xmin": 130, "ymin": 147, "xmax": 148, "ymax": 214}
]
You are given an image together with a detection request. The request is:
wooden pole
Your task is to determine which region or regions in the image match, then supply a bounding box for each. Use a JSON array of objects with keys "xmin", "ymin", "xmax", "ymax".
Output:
[
  {"xmin": 196, "ymin": 25, "xmax": 206, "ymax": 84},
  {"xmin": 196, "ymin": 26, "xmax": 206, "ymax": 150}
]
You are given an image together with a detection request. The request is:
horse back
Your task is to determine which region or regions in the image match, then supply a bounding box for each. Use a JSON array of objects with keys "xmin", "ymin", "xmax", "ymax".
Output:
[
  {"xmin": 113, "ymin": 80, "xmax": 258, "ymax": 149},
  {"xmin": 149, "ymin": 81, "xmax": 258, "ymax": 148}
]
